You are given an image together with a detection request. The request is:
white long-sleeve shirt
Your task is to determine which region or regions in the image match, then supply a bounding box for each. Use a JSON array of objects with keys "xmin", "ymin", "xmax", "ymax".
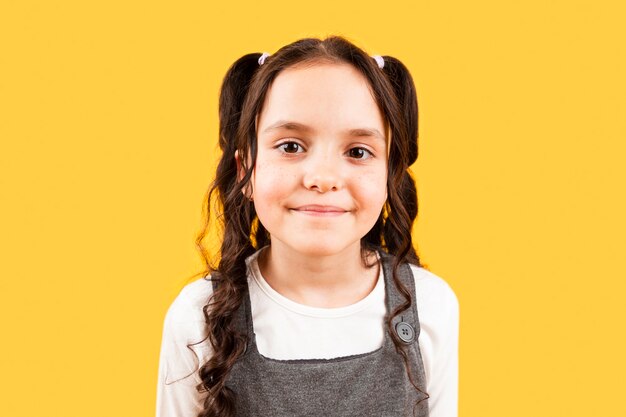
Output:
[{"xmin": 156, "ymin": 250, "xmax": 460, "ymax": 416}]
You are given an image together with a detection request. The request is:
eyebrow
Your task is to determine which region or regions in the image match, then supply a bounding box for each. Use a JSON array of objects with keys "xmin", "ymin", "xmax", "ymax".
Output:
[{"xmin": 262, "ymin": 120, "xmax": 386, "ymax": 142}]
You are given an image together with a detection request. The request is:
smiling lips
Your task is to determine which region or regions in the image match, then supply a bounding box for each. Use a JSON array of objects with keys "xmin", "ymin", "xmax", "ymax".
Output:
[{"xmin": 290, "ymin": 205, "xmax": 349, "ymax": 217}]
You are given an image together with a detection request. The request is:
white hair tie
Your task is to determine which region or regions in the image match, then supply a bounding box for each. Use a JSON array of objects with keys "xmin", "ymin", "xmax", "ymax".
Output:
[
  {"xmin": 372, "ymin": 55, "xmax": 385, "ymax": 69},
  {"xmin": 258, "ymin": 52, "xmax": 271, "ymax": 66}
]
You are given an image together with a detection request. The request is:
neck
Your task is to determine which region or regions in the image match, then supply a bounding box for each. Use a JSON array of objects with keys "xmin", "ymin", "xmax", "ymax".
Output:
[{"xmin": 257, "ymin": 242, "xmax": 380, "ymax": 308}]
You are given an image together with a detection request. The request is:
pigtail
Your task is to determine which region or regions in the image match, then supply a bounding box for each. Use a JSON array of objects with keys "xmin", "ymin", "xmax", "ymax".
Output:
[
  {"xmin": 378, "ymin": 55, "xmax": 430, "ymax": 415},
  {"xmin": 381, "ymin": 56, "xmax": 419, "ymax": 165},
  {"xmin": 382, "ymin": 56, "xmax": 420, "ymax": 252},
  {"xmin": 373, "ymin": 55, "xmax": 421, "ymax": 266},
  {"xmin": 194, "ymin": 52, "xmax": 266, "ymax": 417},
  {"xmin": 215, "ymin": 53, "xmax": 262, "ymax": 204}
]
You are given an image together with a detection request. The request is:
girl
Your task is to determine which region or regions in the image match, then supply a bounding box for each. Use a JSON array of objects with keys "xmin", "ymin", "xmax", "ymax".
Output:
[{"xmin": 156, "ymin": 36, "xmax": 459, "ymax": 417}]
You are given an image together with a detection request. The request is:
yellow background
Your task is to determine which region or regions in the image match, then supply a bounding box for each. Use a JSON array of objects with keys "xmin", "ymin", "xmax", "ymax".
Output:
[{"xmin": 1, "ymin": 1, "xmax": 625, "ymax": 416}]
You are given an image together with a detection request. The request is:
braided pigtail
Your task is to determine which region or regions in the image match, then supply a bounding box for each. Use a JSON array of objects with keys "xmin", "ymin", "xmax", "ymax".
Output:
[
  {"xmin": 378, "ymin": 55, "xmax": 430, "ymax": 415},
  {"xmin": 194, "ymin": 52, "xmax": 266, "ymax": 417}
]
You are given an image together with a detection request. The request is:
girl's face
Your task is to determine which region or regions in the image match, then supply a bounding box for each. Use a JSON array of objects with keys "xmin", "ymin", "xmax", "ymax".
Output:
[{"xmin": 242, "ymin": 62, "xmax": 388, "ymax": 258}]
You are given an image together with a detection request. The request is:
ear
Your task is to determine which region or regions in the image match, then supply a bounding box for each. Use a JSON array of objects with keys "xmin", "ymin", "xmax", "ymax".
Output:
[
  {"xmin": 234, "ymin": 150, "xmax": 244, "ymax": 182},
  {"xmin": 234, "ymin": 150, "xmax": 253, "ymax": 200}
]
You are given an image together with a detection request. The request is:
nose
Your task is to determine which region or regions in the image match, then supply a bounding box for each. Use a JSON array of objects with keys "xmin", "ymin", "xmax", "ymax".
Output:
[{"xmin": 302, "ymin": 153, "xmax": 344, "ymax": 193}]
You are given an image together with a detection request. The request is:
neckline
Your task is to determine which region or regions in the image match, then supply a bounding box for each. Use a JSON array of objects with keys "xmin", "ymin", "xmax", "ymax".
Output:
[
  {"xmin": 241, "ymin": 247, "xmax": 401, "ymax": 364},
  {"xmin": 247, "ymin": 247, "xmax": 384, "ymax": 318}
]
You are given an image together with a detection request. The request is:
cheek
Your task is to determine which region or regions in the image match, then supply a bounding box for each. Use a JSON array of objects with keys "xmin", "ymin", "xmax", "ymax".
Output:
[
  {"xmin": 354, "ymin": 170, "xmax": 388, "ymax": 210},
  {"xmin": 251, "ymin": 161, "xmax": 295, "ymax": 208}
]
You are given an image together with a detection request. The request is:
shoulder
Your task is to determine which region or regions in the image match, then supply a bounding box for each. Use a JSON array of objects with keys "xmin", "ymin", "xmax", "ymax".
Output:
[
  {"xmin": 165, "ymin": 276, "xmax": 215, "ymax": 325},
  {"xmin": 409, "ymin": 265, "xmax": 459, "ymax": 309},
  {"xmin": 406, "ymin": 264, "xmax": 460, "ymax": 332},
  {"xmin": 159, "ymin": 276, "xmax": 215, "ymax": 385}
]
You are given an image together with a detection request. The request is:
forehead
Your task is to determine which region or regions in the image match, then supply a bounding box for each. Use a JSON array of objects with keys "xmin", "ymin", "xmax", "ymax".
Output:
[{"xmin": 256, "ymin": 62, "xmax": 386, "ymax": 138}]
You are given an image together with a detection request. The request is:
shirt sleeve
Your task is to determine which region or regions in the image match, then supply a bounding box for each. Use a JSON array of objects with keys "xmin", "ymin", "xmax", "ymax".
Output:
[
  {"xmin": 156, "ymin": 281, "xmax": 214, "ymax": 417},
  {"xmin": 412, "ymin": 266, "xmax": 460, "ymax": 417}
]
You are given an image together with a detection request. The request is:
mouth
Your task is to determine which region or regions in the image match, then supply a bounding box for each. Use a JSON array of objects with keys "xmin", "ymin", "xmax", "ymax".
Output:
[{"xmin": 290, "ymin": 205, "xmax": 349, "ymax": 217}]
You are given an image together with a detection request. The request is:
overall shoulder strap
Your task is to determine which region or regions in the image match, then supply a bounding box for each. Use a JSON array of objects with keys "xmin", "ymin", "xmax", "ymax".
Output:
[
  {"xmin": 208, "ymin": 270, "xmax": 251, "ymax": 350},
  {"xmin": 379, "ymin": 250, "xmax": 422, "ymax": 341}
]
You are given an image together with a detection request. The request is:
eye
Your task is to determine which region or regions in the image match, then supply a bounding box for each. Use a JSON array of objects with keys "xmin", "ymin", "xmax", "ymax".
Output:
[
  {"xmin": 347, "ymin": 147, "xmax": 373, "ymax": 160},
  {"xmin": 277, "ymin": 141, "xmax": 304, "ymax": 154}
]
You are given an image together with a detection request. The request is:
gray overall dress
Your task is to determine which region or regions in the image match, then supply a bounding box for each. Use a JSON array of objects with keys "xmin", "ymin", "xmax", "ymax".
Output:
[{"xmin": 215, "ymin": 250, "xmax": 429, "ymax": 417}]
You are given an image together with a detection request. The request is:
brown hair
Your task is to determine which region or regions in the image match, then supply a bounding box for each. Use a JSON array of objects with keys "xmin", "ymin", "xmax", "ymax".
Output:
[{"xmin": 193, "ymin": 35, "xmax": 426, "ymax": 416}]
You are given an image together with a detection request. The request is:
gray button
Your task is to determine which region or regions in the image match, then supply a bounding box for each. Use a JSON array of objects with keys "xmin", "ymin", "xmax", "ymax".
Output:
[{"xmin": 395, "ymin": 321, "xmax": 415, "ymax": 343}]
